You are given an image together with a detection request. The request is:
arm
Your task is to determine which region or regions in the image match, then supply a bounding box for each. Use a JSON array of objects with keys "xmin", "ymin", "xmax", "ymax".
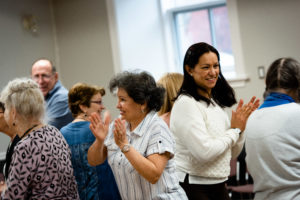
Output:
[
  {"xmin": 231, "ymin": 96, "xmax": 260, "ymax": 158},
  {"xmin": 87, "ymin": 112, "xmax": 109, "ymax": 166},
  {"xmin": 171, "ymin": 96, "xmax": 240, "ymax": 163},
  {"xmin": 87, "ymin": 139, "xmax": 107, "ymax": 166},
  {"xmin": 114, "ymin": 118, "xmax": 170, "ymax": 184},
  {"xmin": 231, "ymin": 96, "xmax": 260, "ymax": 131}
]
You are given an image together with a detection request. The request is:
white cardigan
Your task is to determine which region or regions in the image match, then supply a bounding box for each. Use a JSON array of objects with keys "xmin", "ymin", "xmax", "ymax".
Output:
[{"xmin": 170, "ymin": 95, "xmax": 244, "ymax": 184}]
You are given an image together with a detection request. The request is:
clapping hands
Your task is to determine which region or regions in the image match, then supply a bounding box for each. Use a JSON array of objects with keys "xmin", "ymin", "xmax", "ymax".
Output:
[
  {"xmin": 89, "ymin": 111, "xmax": 111, "ymax": 142},
  {"xmin": 113, "ymin": 118, "xmax": 129, "ymax": 149},
  {"xmin": 231, "ymin": 96, "xmax": 260, "ymax": 131}
]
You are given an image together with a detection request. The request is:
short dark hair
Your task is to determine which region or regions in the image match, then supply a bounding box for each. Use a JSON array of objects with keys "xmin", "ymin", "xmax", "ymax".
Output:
[
  {"xmin": 109, "ymin": 71, "xmax": 165, "ymax": 111},
  {"xmin": 266, "ymin": 57, "xmax": 300, "ymax": 93},
  {"xmin": 68, "ymin": 83, "xmax": 105, "ymax": 118},
  {"xmin": 178, "ymin": 42, "xmax": 236, "ymax": 108}
]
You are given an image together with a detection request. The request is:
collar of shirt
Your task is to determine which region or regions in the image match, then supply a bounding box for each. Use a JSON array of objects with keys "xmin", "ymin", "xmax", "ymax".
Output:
[
  {"xmin": 45, "ymin": 80, "xmax": 61, "ymax": 100},
  {"xmin": 124, "ymin": 111, "xmax": 156, "ymax": 137}
]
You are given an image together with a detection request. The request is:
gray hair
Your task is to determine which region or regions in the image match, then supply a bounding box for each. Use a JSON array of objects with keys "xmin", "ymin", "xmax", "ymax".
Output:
[{"xmin": 0, "ymin": 78, "xmax": 45, "ymax": 122}]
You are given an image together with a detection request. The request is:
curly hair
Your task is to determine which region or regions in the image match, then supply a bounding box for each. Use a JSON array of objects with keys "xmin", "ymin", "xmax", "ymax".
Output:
[
  {"xmin": 68, "ymin": 83, "xmax": 105, "ymax": 118},
  {"xmin": 0, "ymin": 78, "xmax": 44, "ymax": 122},
  {"xmin": 109, "ymin": 71, "xmax": 165, "ymax": 112}
]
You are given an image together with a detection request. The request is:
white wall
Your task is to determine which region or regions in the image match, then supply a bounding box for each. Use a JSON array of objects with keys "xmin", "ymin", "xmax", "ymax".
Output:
[
  {"xmin": 232, "ymin": 0, "xmax": 300, "ymax": 102},
  {"xmin": 52, "ymin": 0, "xmax": 119, "ymax": 118},
  {"xmin": 113, "ymin": 0, "xmax": 169, "ymax": 80},
  {"xmin": 0, "ymin": 0, "xmax": 55, "ymax": 153}
]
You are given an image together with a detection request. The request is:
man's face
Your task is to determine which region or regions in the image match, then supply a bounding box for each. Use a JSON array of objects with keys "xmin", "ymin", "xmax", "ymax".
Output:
[{"xmin": 31, "ymin": 60, "xmax": 58, "ymax": 97}]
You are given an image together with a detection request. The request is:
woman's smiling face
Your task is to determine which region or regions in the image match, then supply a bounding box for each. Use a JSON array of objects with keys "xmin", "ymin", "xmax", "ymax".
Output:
[
  {"xmin": 115, "ymin": 88, "xmax": 146, "ymax": 128},
  {"xmin": 187, "ymin": 51, "xmax": 220, "ymax": 97}
]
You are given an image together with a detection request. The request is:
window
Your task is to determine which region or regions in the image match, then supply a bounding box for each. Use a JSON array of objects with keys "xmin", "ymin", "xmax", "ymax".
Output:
[
  {"xmin": 160, "ymin": 0, "xmax": 247, "ymax": 84},
  {"xmin": 174, "ymin": 4, "xmax": 235, "ymax": 78},
  {"xmin": 108, "ymin": 0, "xmax": 247, "ymax": 86}
]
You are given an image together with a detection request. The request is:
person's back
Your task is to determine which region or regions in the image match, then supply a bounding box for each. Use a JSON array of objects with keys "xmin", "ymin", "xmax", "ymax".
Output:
[
  {"xmin": 245, "ymin": 57, "xmax": 300, "ymax": 200},
  {"xmin": 61, "ymin": 121, "xmax": 120, "ymax": 200},
  {"xmin": 246, "ymin": 103, "xmax": 300, "ymax": 200}
]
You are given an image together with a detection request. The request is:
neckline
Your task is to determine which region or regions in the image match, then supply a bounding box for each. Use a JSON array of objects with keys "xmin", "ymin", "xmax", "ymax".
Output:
[{"xmin": 20, "ymin": 124, "xmax": 39, "ymax": 139}]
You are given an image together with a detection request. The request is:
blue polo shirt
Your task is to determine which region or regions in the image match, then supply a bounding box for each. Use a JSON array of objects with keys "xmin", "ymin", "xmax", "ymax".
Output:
[{"xmin": 45, "ymin": 80, "xmax": 73, "ymax": 129}]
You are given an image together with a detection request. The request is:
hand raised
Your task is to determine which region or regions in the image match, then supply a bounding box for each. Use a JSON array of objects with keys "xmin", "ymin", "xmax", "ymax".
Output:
[
  {"xmin": 89, "ymin": 111, "xmax": 111, "ymax": 142},
  {"xmin": 113, "ymin": 118, "xmax": 128, "ymax": 149},
  {"xmin": 231, "ymin": 96, "xmax": 260, "ymax": 131}
]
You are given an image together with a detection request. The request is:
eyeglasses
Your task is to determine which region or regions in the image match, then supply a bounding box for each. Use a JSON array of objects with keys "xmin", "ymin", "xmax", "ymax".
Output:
[
  {"xmin": 32, "ymin": 74, "xmax": 54, "ymax": 81},
  {"xmin": 90, "ymin": 100, "xmax": 103, "ymax": 105}
]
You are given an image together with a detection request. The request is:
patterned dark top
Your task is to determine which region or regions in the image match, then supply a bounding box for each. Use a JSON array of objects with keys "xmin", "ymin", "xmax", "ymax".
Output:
[{"xmin": 1, "ymin": 125, "xmax": 79, "ymax": 200}]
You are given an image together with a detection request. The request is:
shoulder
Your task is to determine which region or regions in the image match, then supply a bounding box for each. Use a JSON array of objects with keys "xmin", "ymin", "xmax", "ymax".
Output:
[
  {"xmin": 146, "ymin": 115, "xmax": 175, "ymax": 156},
  {"xmin": 60, "ymin": 123, "xmax": 71, "ymax": 132},
  {"xmin": 148, "ymin": 115, "xmax": 174, "ymax": 141},
  {"xmin": 283, "ymin": 103, "xmax": 300, "ymax": 122},
  {"xmin": 172, "ymin": 95, "xmax": 208, "ymax": 118},
  {"xmin": 174, "ymin": 94, "xmax": 207, "ymax": 108}
]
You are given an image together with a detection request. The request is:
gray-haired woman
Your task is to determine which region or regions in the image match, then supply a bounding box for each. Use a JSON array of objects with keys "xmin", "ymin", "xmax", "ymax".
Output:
[{"xmin": 0, "ymin": 78, "xmax": 79, "ymax": 199}]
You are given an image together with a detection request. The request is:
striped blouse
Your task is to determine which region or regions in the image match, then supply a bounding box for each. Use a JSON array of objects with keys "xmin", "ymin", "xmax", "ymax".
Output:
[{"xmin": 104, "ymin": 111, "xmax": 187, "ymax": 200}]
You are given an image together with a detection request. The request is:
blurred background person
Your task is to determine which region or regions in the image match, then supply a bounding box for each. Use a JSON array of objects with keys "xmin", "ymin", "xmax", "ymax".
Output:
[
  {"xmin": 0, "ymin": 78, "xmax": 78, "ymax": 199},
  {"xmin": 170, "ymin": 42, "xmax": 259, "ymax": 200},
  {"xmin": 60, "ymin": 83, "xmax": 120, "ymax": 200},
  {"xmin": 88, "ymin": 71, "xmax": 188, "ymax": 200},
  {"xmin": 0, "ymin": 101, "xmax": 20, "ymax": 183},
  {"xmin": 31, "ymin": 58, "xmax": 73, "ymax": 129},
  {"xmin": 245, "ymin": 57, "xmax": 300, "ymax": 200},
  {"xmin": 157, "ymin": 72, "xmax": 183, "ymax": 127}
]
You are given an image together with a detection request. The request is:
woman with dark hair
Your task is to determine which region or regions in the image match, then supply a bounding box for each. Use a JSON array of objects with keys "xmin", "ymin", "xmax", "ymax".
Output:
[
  {"xmin": 170, "ymin": 42, "xmax": 259, "ymax": 200},
  {"xmin": 60, "ymin": 83, "xmax": 120, "ymax": 200},
  {"xmin": 87, "ymin": 71, "xmax": 188, "ymax": 200},
  {"xmin": 245, "ymin": 57, "xmax": 300, "ymax": 200}
]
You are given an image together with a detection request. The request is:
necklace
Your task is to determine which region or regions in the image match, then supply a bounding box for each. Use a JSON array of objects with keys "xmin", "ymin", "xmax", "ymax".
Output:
[{"xmin": 20, "ymin": 124, "xmax": 39, "ymax": 139}]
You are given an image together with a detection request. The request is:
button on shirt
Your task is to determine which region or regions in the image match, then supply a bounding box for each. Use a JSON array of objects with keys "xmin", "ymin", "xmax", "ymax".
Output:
[{"xmin": 104, "ymin": 111, "xmax": 188, "ymax": 200}]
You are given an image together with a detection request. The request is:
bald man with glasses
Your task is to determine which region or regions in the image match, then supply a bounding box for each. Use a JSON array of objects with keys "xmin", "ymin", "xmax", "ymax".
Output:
[{"xmin": 31, "ymin": 59, "xmax": 73, "ymax": 129}]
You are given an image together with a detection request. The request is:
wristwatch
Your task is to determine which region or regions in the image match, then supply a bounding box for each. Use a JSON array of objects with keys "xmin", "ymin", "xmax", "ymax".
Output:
[
  {"xmin": 121, "ymin": 144, "xmax": 131, "ymax": 153},
  {"xmin": 233, "ymin": 128, "xmax": 242, "ymax": 135}
]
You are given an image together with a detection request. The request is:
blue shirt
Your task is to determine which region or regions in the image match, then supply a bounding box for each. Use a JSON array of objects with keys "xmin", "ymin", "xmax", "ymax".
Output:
[
  {"xmin": 104, "ymin": 111, "xmax": 188, "ymax": 200},
  {"xmin": 61, "ymin": 121, "xmax": 121, "ymax": 200},
  {"xmin": 45, "ymin": 81, "xmax": 73, "ymax": 129}
]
